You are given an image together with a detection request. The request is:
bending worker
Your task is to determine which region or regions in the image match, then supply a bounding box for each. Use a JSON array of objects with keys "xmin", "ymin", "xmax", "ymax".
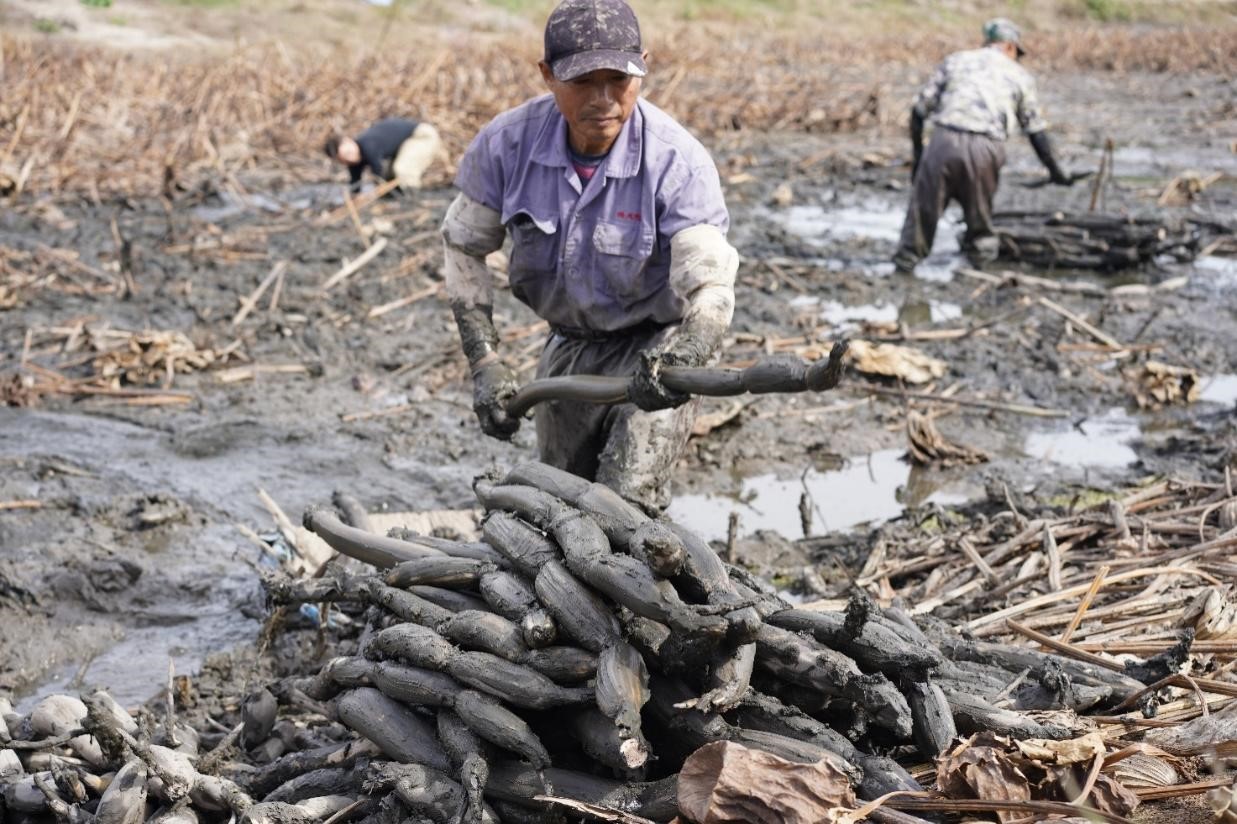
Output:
[
  {"xmin": 325, "ymin": 117, "xmax": 443, "ymax": 192},
  {"xmin": 440, "ymin": 0, "xmax": 738, "ymax": 512},
  {"xmin": 893, "ymin": 18, "xmax": 1076, "ymax": 275}
]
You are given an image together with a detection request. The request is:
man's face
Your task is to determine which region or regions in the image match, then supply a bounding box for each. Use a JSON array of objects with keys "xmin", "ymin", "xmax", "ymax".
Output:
[
  {"xmin": 337, "ymin": 137, "xmax": 362, "ymax": 165},
  {"xmin": 539, "ymin": 58, "xmax": 646, "ymax": 154}
]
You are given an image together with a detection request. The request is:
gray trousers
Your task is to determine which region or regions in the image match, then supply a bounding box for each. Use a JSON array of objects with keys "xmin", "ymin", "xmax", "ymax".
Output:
[
  {"xmin": 894, "ymin": 127, "xmax": 1005, "ymax": 270},
  {"xmin": 534, "ymin": 326, "xmax": 697, "ymax": 514}
]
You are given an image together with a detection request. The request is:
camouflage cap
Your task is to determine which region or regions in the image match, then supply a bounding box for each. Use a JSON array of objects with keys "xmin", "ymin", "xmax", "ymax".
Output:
[
  {"xmin": 544, "ymin": 0, "xmax": 647, "ymax": 82},
  {"xmin": 983, "ymin": 17, "xmax": 1027, "ymax": 56}
]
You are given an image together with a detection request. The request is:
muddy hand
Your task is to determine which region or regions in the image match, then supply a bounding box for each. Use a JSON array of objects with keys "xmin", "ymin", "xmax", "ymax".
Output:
[
  {"xmin": 627, "ymin": 343, "xmax": 697, "ymax": 412},
  {"xmin": 471, "ymin": 359, "xmax": 520, "ymax": 440}
]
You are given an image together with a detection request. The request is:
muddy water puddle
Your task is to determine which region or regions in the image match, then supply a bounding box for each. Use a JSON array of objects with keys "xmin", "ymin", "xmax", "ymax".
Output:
[
  {"xmin": 19, "ymin": 602, "xmax": 256, "ymax": 712},
  {"xmin": 762, "ymin": 199, "xmax": 966, "ymax": 283},
  {"xmin": 1, "ymin": 408, "xmax": 453, "ymax": 710},
  {"xmin": 668, "ymin": 449, "xmax": 974, "ymax": 543},
  {"xmin": 1200, "ymin": 374, "xmax": 1237, "ymax": 405},
  {"xmin": 1192, "ymin": 255, "xmax": 1237, "ymax": 292},
  {"xmin": 1024, "ymin": 407, "xmax": 1141, "ymax": 470},
  {"xmin": 671, "ymin": 407, "xmax": 1165, "ymax": 544},
  {"xmin": 761, "ymin": 196, "xmax": 1237, "ymax": 293},
  {"xmin": 790, "ymin": 294, "xmax": 963, "ymax": 330}
]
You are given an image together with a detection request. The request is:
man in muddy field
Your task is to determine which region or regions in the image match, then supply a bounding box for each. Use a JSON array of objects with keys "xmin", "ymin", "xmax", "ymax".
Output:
[
  {"xmin": 440, "ymin": 0, "xmax": 738, "ymax": 513},
  {"xmin": 893, "ymin": 18, "xmax": 1076, "ymax": 275},
  {"xmin": 325, "ymin": 117, "xmax": 443, "ymax": 192}
]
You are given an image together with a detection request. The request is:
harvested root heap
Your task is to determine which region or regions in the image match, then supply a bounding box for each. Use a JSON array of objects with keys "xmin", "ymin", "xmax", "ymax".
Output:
[
  {"xmin": 3, "ymin": 463, "xmax": 1234, "ymax": 824},
  {"xmin": 990, "ymin": 210, "xmax": 1222, "ymax": 270}
]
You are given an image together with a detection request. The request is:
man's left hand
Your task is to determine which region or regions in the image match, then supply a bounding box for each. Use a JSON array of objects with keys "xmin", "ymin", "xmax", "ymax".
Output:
[
  {"xmin": 629, "ymin": 336, "xmax": 711, "ymax": 412},
  {"xmin": 629, "ymin": 349, "xmax": 690, "ymax": 412}
]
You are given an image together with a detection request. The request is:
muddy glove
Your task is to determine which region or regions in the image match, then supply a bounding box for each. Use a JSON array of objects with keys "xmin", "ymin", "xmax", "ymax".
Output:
[
  {"xmin": 453, "ymin": 303, "xmax": 520, "ymax": 440},
  {"xmin": 471, "ymin": 358, "xmax": 520, "ymax": 440},
  {"xmin": 628, "ymin": 331, "xmax": 714, "ymax": 412},
  {"xmin": 1029, "ymin": 131, "xmax": 1072, "ymax": 186}
]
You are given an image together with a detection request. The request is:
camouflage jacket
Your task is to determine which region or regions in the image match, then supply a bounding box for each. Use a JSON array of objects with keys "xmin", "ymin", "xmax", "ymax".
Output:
[{"xmin": 913, "ymin": 46, "xmax": 1048, "ymax": 141}]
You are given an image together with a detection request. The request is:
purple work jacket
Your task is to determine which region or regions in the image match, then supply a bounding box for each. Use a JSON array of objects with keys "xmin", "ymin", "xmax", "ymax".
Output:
[{"xmin": 455, "ymin": 95, "xmax": 729, "ymax": 333}]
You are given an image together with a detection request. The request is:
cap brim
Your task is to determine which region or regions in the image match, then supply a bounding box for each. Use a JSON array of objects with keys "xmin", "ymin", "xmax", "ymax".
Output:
[{"xmin": 552, "ymin": 50, "xmax": 647, "ymax": 82}]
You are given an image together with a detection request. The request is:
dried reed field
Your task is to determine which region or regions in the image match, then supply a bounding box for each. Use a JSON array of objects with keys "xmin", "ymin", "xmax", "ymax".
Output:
[{"xmin": 1, "ymin": 24, "xmax": 1233, "ymax": 199}]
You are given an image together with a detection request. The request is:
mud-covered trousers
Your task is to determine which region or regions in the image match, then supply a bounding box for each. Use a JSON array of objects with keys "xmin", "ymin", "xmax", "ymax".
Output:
[
  {"xmin": 535, "ymin": 324, "xmax": 698, "ymax": 514},
  {"xmin": 893, "ymin": 126, "xmax": 1006, "ymax": 270}
]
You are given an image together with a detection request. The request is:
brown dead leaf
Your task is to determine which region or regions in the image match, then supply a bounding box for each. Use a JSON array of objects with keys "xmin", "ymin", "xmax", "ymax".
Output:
[
  {"xmin": 1179, "ymin": 586, "xmax": 1237, "ymax": 640},
  {"xmin": 906, "ymin": 410, "xmax": 989, "ymax": 467},
  {"xmin": 691, "ymin": 400, "xmax": 750, "ymax": 438},
  {"xmin": 678, "ymin": 741, "xmax": 856, "ymax": 824},
  {"xmin": 1077, "ymin": 773, "xmax": 1140, "ymax": 818},
  {"xmin": 939, "ymin": 733, "xmax": 1141, "ymax": 820},
  {"xmin": 847, "ymin": 340, "xmax": 946, "ymax": 385},
  {"xmin": 1123, "ymin": 360, "xmax": 1200, "ymax": 409},
  {"xmin": 937, "ymin": 736, "xmax": 1032, "ymax": 824},
  {"xmin": 1157, "ymin": 170, "xmax": 1224, "ymax": 206},
  {"xmin": 1, "ymin": 372, "xmax": 38, "ymax": 408},
  {"xmin": 1015, "ymin": 732, "xmax": 1106, "ymax": 766},
  {"xmin": 769, "ymin": 182, "xmax": 794, "ymax": 207},
  {"xmin": 1210, "ymin": 780, "xmax": 1236, "ymax": 824},
  {"xmin": 87, "ymin": 328, "xmax": 222, "ymax": 389}
]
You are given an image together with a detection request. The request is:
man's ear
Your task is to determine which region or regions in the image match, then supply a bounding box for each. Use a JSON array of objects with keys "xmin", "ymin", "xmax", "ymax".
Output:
[
  {"xmin": 641, "ymin": 49, "xmax": 650, "ymax": 67},
  {"xmin": 538, "ymin": 60, "xmax": 556, "ymax": 88}
]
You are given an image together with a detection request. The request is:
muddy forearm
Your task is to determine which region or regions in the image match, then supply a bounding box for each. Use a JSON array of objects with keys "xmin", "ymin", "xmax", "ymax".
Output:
[
  {"xmin": 452, "ymin": 303, "xmax": 501, "ymax": 367},
  {"xmin": 443, "ymin": 192, "xmax": 507, "ymax": 368},
  {"xmin": 1029, "ymin": 130, "xmax": 1067, "ymax": 181},
  {"xmin": 442, "ymin": 194, "xmax": 503, "ymax": 310},
  {"xmin": 665, "ymin": 225, "xmax": 738, "ymax": 364}
]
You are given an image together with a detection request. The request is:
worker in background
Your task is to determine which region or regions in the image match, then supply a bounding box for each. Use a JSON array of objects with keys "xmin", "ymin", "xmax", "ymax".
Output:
[
  {"xmin": 893, "ymin": 18, "xmax": 1077, "ymax": 276},
  {"xmin": 325, "ymin": 117, "xmax": 443, "ymax": 192},
  {"xmin": 440, "ymin": 0, "xmax": 738, "ymax": 512}
]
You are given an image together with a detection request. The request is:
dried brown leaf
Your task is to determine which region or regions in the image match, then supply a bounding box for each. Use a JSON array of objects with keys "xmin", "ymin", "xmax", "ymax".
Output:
[
  {"xmin": 678, "ymin": 741, "xmax": 856, "ymax": 824},
  {"xmin": 846, "ymin": 340, "xmax": 947, "ymax": 385},
  {"xmin": 1084, "ymin": 774, "xmax": 1141, "ymax": 817},
  {"xmin": 690, "ymin": 400, "xmax": 749, "ymax": 438},
  {"xmin": 1015, "ymin": 732, "xmax": 1106, "ymax": 766},
  {"xmin": 937, "ymin": 736, "xmax": 1033, "ymax": 824},
  {"xmin": 1210, "ymin": 781, "xmax": 1236, "ymax": 823},
  {"xmin": 1179, "ymin": 586, "xmax": 1237, "ymax": 640},
  {"xmin": 906, "ymin": 410, "xmax": 989, "ymax": 467},
  {"xmin": 1123, "ymin": 360, "xmax": 1200, "ymax": 409}
]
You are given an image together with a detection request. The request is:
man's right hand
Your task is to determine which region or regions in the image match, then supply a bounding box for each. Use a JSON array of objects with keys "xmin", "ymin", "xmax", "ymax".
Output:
[{"xmin": 471, "ymin": 359, "xmax": 520, "ymax": 440}]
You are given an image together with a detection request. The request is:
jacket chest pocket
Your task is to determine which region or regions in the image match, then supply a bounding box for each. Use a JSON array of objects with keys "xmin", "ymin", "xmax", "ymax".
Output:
[
  {"xmin": 593, "ymin": 220, "xmax": 655, "ymax": 298},
  {"xmin": 508, "ymin": 212, "xmax": 559, "ymax": 281}
]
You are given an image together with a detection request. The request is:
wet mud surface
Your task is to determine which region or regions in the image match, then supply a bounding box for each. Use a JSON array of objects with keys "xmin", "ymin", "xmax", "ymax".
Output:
[{"xmin": 1, "ymin": 69, "xmax": 1235, "ymax": 707}]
